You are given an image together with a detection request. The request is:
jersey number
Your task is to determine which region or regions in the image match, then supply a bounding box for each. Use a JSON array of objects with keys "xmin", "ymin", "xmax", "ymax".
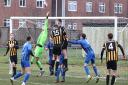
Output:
[
  {"xmin": 53, "ymin": 30, "xmax": 60, "ymax": 36},
  {"xmin": 108, "ymin": 43, "xmax": 113, "ymax": 50}
]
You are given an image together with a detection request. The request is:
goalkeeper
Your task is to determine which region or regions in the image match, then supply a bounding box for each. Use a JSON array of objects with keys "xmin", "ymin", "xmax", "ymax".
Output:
[{"xmin": 31, "ymin": 12, "xmax": 49, "ymax": 76}]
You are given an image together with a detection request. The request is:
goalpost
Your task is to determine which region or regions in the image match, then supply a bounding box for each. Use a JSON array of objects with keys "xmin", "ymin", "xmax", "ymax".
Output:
[
  {"xmin": 9, "ymin": 16, "xmax": 128, "ymax": 80},
  {"xmin": 9, "ymin": 16, "xmax": 119, "ymax": 56},
  {"xmin": 10, "ymin": 16, "xmax": 118, "ymax": 41}
]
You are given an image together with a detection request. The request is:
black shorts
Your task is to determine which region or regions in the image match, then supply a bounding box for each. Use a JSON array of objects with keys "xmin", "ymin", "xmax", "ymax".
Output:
[
  {"xmin": 10, "ymin": 56, "xmax": 17, "ymax": 64},
  {"xmin": 62, "ymin": 41, "xmax": 68, "ymax": 49},
  {"xmin": 53, "ymin": 45, "xmax": 61, "ymax": 56},
  {"xmin": 107, "ymin": 61, "xmax": 117, "ymax": 70}
]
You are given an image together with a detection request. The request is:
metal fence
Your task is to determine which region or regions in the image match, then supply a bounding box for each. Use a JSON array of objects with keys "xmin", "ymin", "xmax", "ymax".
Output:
[{"xmin": 0, "ymin": 27, "xmax": 80, "ymax": 46}]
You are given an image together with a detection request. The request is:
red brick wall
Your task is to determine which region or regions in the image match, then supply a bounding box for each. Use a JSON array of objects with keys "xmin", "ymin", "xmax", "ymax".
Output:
[
  {"xmin": 65, "ymin": 0, "xmax": 127, "ymax": 17},
  {"xmin": 0, "ymin": 0, "xmax": 51, "ymax": 27},
  {"xmin": 65, "ymin": 0, "xmax": 128, "ymax": 31},
  {"xmin": 110, "ymin": 0, "xmax": 128, "ymax": 17}
]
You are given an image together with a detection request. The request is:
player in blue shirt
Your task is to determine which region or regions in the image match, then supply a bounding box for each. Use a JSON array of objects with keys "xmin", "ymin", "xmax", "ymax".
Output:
[
  {"xmin": 45, "ymin": 36, "xmax": 54, "ymax": 75},
  {"xmin": 10, "ymin": 36, "xmax": 34, "ymax": 85},
  {"xmin": 68, "ymin": 33, "xmax": 100, "ymax": 83}
]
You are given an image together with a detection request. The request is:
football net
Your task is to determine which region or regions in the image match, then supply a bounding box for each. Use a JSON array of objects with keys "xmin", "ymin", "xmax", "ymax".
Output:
[{"xmin": 10, "ymin": 16, "xmax": 128, "ymax": 80}]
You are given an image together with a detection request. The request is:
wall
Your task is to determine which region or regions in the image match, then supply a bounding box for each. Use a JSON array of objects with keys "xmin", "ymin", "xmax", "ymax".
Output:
[
  {"xmin": 0, "ymin": 27, "xmax": 9, "ymax": 46},
  {"xmin": 82, "ymin": 27, "xmax": 128, "ymax": 56}
]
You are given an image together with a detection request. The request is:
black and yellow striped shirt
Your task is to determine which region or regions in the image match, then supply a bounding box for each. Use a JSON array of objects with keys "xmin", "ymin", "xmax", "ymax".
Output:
[
  {"xmin": 51, "ymin": 25, "xmax": 65, "ymax": 45},
  {"xmin": 6, "ymin": 40, "xmax": 19, "ymax": 56},
  {"xmin": 101, "ymin": 40, "xmax": 125, "ymax": 62}
]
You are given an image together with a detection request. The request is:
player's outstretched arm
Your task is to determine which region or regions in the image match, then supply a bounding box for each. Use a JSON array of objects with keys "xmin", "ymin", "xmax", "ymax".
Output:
[
  {"xmin": 42, "ymin": 12, "xmax": 49, "ymax": 30},
  {"xmin": 30, "ymin": 50, "xmax": 34, "ymax": 57},
  {"xmin": 68, "ymin": 40, "xmax": 81, "ymax": 44}
]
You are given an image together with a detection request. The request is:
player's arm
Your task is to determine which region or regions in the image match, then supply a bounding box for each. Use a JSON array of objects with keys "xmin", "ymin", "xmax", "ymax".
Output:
[
  {"xmin": 62, "ymin": 27, "xmax": 67, "ymax": 36},
  {"xmin": 43, "ymin": 12, "xmax": 49, "ymax": 30},
  {"xmin": 117, "ymin": 42, "xmax": 126, "ymax": 59},
  {"xmin": 14, "ymin": 40, "xmax": 19, "ymax": 49},
  {"xmin": 45, "ymin": 41, "xmax": 49, "ymax": 51},
  {"xmin": 4, "ymin": 42, "xmax": 10, "ymax": 56},
  {"xmin": 62, "ymin": 27, "xmax": 68, "ymax": 41},
  {"xmin": 30, "ymin": 50, "xmax": 34, "ymax": 57},
  {"xmin": 101, "ymin": 43, "xmax": 106, "ymax": 63},
  {"xmin": 28, "ymin": 45, "xmax": 34, "ymax": 57},
  {"xmin": 68, "ymin": 40, "xmax": 81, "ymax": 44}
]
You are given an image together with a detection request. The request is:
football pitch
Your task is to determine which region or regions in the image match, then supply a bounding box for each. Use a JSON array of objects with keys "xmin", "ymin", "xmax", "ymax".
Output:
[{"xmin": 0, "ymin": 48, "xmax": 128, "ymax": 85}]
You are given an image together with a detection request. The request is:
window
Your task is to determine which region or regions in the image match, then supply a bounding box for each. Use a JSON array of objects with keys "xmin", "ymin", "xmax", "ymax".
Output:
[
  {"xmin": 68, "ymin": 23, "xmax": 77, "ymax": 30},
  {"xmin": 19, "ymin": 19, "xmax": 26, "ymax": 28},
  {"xmin": 36, "ymin": 20, "xmax": 44, "ymax": 28},
  {"xmin": 4, "ymin": 0, "xmax": 11, "ymax": 7},
  {"xmin": 19, "ymin": 0, "xmax": 26, "ymax": 7},
  {"xmin": 68, "ymin": 1, "xmax": 77, "ymax": 11},
  {"xmin": 68, "ymin": 24, "xmax": 72, "ymax": 29},
  {"xmin": 4, "ymin": 19, "xmax": 10, "ymax": 27},
  {"xmin": 86, "ymin": 2, "xmax": 92, "ymax": 12},
  {"xmin": 73, "ymin": 23, "xmax": 77, "ymax": 30},
  {"xmin": 114, "ymin": 3, "xmax": 123, "ymax": 14},
  {"xmin": 36, "ymin": 0, "xmax": 45, "ymax": 8},
  {"xmin": 99, "ymin": 2, "xmax": 105, "ymax": 13}
]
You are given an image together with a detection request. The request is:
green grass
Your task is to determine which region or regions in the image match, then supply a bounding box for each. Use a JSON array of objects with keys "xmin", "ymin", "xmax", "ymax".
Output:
[{"xmin": 0, "ymin": 48, "xmax": 128, "ymax": 85}]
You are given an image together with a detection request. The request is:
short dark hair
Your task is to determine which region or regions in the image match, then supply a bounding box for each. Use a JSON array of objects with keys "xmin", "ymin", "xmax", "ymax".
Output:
[
  {"xmin": 81, "ymin": 33, "xmax": 86, "ymax": 39},
  {"xmin": 27, "ymin": 36, "xmax": 31, "ymax": 41},
  {"xmin": 108, "ymin": 33, "xmax": 113, "ymax": 39},
  {"xmin": 57, "ymin": 19, "xmax": 62, "ymax": 23}
]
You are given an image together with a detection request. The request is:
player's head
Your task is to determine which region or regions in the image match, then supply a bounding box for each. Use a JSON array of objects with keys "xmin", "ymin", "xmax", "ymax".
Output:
[
  {"xmin": 27, "ymin": 36, "xmax": 31, "ymax": 42},
  {"xmin": 55, "ymin": 19, "xmax": 62, "ymax": 26},
  {"xmin": 108, "ymin": 33, "xmax": 113, "ymax": 40},
  {"xmin": 80, "ymin": 33, "xmax": 86, "ymax": 39},
  {"xmin": 10, "ymin": 33, "xmax": 15, "ymax": 40}
]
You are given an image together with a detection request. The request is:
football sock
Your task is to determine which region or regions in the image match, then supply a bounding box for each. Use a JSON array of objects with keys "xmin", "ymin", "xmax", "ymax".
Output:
[
  {"xmin": 93, "ymin": 66, "xmax": 99, "ymax": 76},
  {"xmin": 111, "ymin": 75, "xmax": 116, "ymax": 85},
  {"xmin": 64, "ymin": 59, "xmax": 68, "ymax": 68},
  {"xmin": 23, "ymin": 73, "xmax": 30, "ymax": 83},
  {"xmin": 84, "ymin": 66, "xmax": 90, "ymax": 76},
  {"xmin": 106, "ymin": 75, "xmax": 110, "ymax": 85},
  {"xmin": 55, "ymin": 62, "xmax": 59, "ymax": 72},
  {"xmin": 36, "ymin": 61, "xmax": 42, "ymax": 70},
  {"xmin": 56, "ymin": 67, "xmax": 61, "ymax": 81},
  {"xmin": 61, "ymin": 67, "xmax": 65, "ymax": 80},
  {"xmin": 12, "ymin": 67, "xmax": 16, "ymax": 77},
  {"xmin": 51, "ymin": 60, "xmax": 55, "ymax": 70},
  {"xmin": 14, "ymin": 72, "xmax": 23, "ymax": 79}
]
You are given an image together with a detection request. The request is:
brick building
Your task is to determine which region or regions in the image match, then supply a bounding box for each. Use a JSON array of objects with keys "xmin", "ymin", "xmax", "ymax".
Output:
[
  {"xmin": 64, "ymin": 0, "xmax": 128, "ymax": 30},
  {"xmin": 0, "ymin": 0, "xmax": 128, "ymax": 29},
  {"xmin": 65, "ymin": 0, "xmax": 128, "ymax": 17},
  {"xmin": 0, "ymin": 0, "xmax": 51, "ymax": 28}
]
